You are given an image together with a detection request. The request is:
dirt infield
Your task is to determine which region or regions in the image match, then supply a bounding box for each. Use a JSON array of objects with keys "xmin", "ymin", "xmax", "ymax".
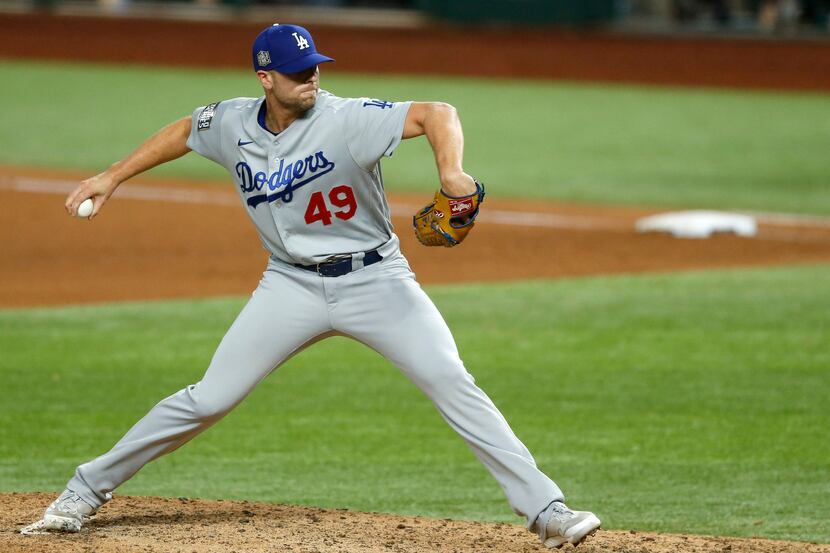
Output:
[
  {"xmin": 3, "ymin": 493, "xmax": 828, "ymax": 553},
  {"xmin": 2, "ymin": 165, "xmax": 830, "ymax": 307}
]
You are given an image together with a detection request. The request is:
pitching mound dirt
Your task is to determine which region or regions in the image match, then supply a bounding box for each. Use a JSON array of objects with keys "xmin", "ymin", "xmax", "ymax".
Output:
[{"xmin": 2, "ymin": 493, "xmax": 826, "ymax": 553}]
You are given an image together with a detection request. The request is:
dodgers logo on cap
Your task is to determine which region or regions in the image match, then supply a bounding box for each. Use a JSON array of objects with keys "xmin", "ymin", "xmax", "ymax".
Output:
[{"xmin": 252, "ymin": 24, "xmax": 335, "ymax": 74}]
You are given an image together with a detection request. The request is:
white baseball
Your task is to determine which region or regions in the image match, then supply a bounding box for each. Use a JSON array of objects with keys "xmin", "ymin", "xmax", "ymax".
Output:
[{"xmin": 77, "ymin": 198, "xmax": 94, "ymax": 218}]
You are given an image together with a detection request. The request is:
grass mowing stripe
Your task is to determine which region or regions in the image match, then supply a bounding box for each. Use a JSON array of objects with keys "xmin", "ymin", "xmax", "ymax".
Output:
[
  {"xmin": 2, "ymin": 59, "xmax": 829, "ymax": 214},
  {"xmin": 1, "ymin": 265, "xmax": 828, "ymax": 542}
]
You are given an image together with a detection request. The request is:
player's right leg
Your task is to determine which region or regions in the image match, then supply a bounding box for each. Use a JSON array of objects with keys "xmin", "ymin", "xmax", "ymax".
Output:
[
  {"xmin": 21, "ymin": 259, "xmax": 331, "ymax": 534},
  {"xmin": 330, "ymin": 253, "xmax": 599, "ymax": 548}
]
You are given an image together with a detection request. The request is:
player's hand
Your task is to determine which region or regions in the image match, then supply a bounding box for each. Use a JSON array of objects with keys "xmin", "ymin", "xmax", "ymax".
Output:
[
  {"xmin": 440, "ymin": 171, "xmax": 477, "ymax": 197},
  {"xmin": 65, "ymin": 172, "xmax": 119, "ymax": 220}
]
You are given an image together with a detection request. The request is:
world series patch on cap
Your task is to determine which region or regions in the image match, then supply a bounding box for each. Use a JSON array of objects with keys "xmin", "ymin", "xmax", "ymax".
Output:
[{"xmin": 252, "ymin": 24, "xmax": 335, "ymax": 74}]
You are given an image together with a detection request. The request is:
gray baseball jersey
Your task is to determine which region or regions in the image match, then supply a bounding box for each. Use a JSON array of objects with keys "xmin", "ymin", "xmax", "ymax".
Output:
[{"xmin": 186, "ymin": 91, "xmax": 411, "ymax": 264}]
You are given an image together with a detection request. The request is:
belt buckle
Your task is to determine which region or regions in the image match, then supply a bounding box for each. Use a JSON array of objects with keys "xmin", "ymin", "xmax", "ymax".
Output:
[
  {"xmin": 315, "ymin": 262, "xmax": 334, "ymax": 276},
  {"xmin": 317, "ymin": 255, "xmax": 351, "ymax": 277}
]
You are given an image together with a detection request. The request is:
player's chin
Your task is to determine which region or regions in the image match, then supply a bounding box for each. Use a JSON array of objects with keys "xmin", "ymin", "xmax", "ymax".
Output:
[{"xmin": 297, "ymin": 92, "xmax": 317, "ymax": 110}]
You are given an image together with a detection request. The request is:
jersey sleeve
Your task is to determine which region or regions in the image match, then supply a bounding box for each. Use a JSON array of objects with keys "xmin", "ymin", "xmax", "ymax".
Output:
[
  {"xmin": 342, "ymin": 98, "xmax": 412, "ymax": 171},
  {"xmin": 186, "ymin": 101, "xmax": 228, "ymax": 165}
]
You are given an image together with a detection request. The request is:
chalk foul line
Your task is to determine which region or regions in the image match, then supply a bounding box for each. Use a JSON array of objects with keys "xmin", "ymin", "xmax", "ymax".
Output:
[{"xmin": 3, "ymin": 174, "xmax": 830, "ymax": 235}]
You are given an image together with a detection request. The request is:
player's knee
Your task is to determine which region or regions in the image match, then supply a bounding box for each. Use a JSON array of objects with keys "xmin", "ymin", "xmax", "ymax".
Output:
[
  {"xmin": 194, "ymin": 400, "xmax": 231, "ymax": 421},
  {"xmin": 186, "ymin": 383, "xmax": 234, "ymax": 421}
]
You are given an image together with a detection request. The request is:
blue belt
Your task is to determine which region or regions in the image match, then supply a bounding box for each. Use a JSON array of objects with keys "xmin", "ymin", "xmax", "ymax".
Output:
[{"xmin": 294, "ymin": 249, "xmax": 383, "ymax": 277}]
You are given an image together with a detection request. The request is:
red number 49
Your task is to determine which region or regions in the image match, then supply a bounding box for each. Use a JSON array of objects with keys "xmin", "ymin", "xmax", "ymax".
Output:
[{"xmin": 304, "ymin": 185, "xmax": 358, "ymax": 226}]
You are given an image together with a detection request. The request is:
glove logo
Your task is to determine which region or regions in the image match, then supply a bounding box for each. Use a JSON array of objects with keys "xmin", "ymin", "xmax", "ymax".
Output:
[{"xmin": 449, "ymin": 198, "xmax": 474, "ymax": 216}]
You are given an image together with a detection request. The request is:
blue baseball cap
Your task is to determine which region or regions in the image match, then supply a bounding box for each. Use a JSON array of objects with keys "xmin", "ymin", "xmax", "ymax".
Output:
[{"xmin": 252, "ymin": 24, "xmax": 334, "ymax": 74}]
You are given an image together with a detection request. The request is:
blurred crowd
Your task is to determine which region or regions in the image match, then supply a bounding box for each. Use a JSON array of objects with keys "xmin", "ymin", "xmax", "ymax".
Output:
[
  {"xmin": 82, "ymin": 0, "xmax": 416, "ymax": 8},
  {"xmin": 670, "ymin": 0, "xmax": 829, "ymax": 31},
  {"xmin": 37, "ymin": 0, "xmax": 830, "ymax": 33}
]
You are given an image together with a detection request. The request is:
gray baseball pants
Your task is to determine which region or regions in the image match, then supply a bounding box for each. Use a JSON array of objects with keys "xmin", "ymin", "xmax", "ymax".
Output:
[{"xmin": 67, "ymin": 252, "xmax": 563, "ymax": 528}]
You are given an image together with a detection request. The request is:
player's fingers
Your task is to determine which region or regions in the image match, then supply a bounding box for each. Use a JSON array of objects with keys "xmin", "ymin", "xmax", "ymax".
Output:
[
  {"xmin": 65, "ymin": 180, "xmax": 92, "ymax": 215},
  {"xmin": 89, "ymin": 197, "xmax": 105, "ymax": 220},
  {"xmin": 65, "ymin": 192, "xmax": 86, "ymax": 216},
  {"xmin": 70, "ymin": 194, "xmax": 90, "ymax": 217},
  {"xmin": 64, "ymin": 187, "xmax": 81, "ymax": 214},
  {"xmin": 67, "ymin": 173, "xmax": 108, "ymax": 213}
]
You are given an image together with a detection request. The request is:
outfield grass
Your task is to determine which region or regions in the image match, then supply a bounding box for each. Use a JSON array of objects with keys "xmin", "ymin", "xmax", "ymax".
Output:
[
  {"xmin": 1, "ymin": 265, "xmax": 828, "ymax": 542},
  {"xmin": 2, "ymin": 60, "xmax": 829, "ymax": 214}
]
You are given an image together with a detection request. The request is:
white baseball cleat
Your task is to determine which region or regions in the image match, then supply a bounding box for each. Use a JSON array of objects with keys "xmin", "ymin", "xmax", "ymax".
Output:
[
  {"xmin": 538, "ymin": 501, "xmax": 601, "ymax": 549},
  {"xmin": 20, "ymin": 489, "xmax": 98, "ymax": 535}
]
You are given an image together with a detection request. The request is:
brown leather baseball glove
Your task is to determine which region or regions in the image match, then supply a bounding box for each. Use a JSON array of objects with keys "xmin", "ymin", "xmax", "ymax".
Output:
[{"xmin": 413, "ymin": 179, "xmax": 485, "ymax": 247}]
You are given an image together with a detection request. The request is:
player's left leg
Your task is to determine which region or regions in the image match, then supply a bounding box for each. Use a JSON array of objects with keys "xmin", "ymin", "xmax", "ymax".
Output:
[
  {"xmin": 328, "ymin": 253, "xmax": 588, "ymax": 541},
  {"xmin": 21, "ymin": 259, "xmax": 333, "ymax": 535}
]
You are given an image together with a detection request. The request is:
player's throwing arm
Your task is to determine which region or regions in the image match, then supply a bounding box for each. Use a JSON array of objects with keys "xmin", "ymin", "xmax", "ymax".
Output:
[{"xmin": 64, "ymin": 118, "xmax": 192, "ymax": 220}]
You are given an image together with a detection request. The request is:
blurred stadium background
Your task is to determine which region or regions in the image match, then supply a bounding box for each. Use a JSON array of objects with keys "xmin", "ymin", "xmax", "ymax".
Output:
[{"xmin": 0, "ymin": 0, "xmax": 829, "ymax": 34}]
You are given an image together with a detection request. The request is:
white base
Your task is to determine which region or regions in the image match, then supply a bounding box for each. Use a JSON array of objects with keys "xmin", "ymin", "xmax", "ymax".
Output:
[{"xmin": 635, "ymin": 210, "xmax": 757, "ymax": 239}]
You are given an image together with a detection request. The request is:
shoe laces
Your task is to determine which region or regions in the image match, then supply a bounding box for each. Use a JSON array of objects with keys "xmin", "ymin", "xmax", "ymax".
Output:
[
  {"xmin": 547, "ymin": 501, "xmax": 575, "ymax": 523},
  {"xmin": 51, "ymin": 491, "xmax": 85, "ymax": 516}
]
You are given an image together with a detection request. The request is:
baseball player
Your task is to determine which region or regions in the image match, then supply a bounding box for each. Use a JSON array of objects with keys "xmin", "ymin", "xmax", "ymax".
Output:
[{"xmin": 21, "ymin": 24, "xmax": 600, "ymax": 548}]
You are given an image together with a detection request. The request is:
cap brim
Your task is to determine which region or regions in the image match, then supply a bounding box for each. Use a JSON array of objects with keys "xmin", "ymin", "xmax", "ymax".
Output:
[{"xmin": 275, "ymin": 53, "xmax": 335, "ymax": 74}]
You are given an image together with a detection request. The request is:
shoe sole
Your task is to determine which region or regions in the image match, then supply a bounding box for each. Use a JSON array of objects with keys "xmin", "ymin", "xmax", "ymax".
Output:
[{"xmin": 544, "ymin": 514, "xmax": 601, "ymax": 549}]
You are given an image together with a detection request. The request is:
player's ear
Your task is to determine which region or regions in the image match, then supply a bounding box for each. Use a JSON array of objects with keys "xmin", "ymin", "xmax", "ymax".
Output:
[{"xmin": 256, "ymin": 70, "xmax": 273, "ymax": 91}]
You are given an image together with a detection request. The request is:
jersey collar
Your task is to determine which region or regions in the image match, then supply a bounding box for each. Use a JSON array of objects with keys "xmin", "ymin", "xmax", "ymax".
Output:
[
  {"xmin": 256, "ymin": 94, "xmax": 326, "ymax": 138},
  {"xmin": 257, "ymin": 100, "xmax": 279, "ymax": 136}
]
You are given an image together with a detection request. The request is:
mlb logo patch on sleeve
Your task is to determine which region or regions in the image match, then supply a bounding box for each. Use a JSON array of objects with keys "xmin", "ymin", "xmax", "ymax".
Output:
[{"xmin": 198, "ymin": 102, "xmax": 221, "ymax": 131}]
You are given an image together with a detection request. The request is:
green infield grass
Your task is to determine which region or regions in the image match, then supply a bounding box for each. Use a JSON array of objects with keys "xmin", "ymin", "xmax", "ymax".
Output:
[
  {"xmin": 1, "ymin": 264, "xmax": 828, "ymax": 542},
  {"xmin": 2, "ymin": 60, "xmax": 829, "ymax": 214}
]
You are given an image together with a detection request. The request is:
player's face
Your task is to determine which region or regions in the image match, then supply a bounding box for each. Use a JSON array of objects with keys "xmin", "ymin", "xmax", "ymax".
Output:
[{"xmin": 267, "ymin": 66, "xmax": 320, "ymax": 113}]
